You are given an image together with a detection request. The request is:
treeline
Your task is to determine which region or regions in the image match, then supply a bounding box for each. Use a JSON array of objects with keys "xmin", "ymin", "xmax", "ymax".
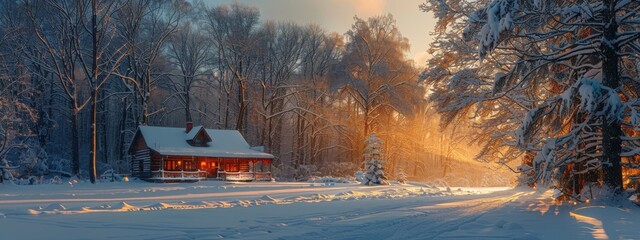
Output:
[{"xmin": 0, "ymin": 0, "xmax": 458, "ymax": 182}]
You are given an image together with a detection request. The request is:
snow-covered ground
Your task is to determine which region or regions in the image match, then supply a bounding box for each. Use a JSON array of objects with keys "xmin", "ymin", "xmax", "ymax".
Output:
[{"xmin": 0, "ymin": 181, "xmax": 638, "ymax": 239}]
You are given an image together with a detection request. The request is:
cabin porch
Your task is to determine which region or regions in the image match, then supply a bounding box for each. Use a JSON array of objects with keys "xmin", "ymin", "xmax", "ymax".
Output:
[{"xmin": 149, "ymin": 156, "xmax": 272, "ymax": 182}]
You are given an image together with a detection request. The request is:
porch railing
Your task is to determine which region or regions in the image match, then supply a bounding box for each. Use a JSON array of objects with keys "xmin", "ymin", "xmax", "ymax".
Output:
[
  {"xmin": 219, "ymin": 171, "xmax": 272, "ymax": 181},
  {"xmin": 254, "ymin": 172, "xmax": 272, "ymax": 181},
  {"xmin": 150, "ymin": 170, "xmax": 207, "ymax": 181},
  {"xmin": 149, "ymin": 170, "xmax": 271, "ymax": 181}
]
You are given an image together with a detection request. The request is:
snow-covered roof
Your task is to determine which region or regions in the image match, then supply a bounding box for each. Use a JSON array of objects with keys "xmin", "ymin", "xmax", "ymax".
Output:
[
  {"xmin": 137, "ymin": 126, "xmax": 273, "ymax": 159},
  {"xmin": 184, "ymin": 125, "xmax": 212, "ymax": 143},
  {"xmin": 185, "ymin": 125, "xmax": 204, "ymax": 141}
]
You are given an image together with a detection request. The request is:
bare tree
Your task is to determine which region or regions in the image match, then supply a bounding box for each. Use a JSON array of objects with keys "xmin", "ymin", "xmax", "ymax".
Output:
[
  {"xmin": 167, "ymin": 21, "xmax": 212, "ymax": 123},
  {"xmin": 115, "ymin": 0, "xmax": 185, "ymax": 126},
  {"xmin": 25, "ymin": 0, "xmax": 93, "ymax": 177},
  {"xmin": 337, "ymin": 14, "xmax": 420, "ymax": 165},
  {"xmin": 205, "ymin": 3, "xmax": 261, "ymax": 133}
]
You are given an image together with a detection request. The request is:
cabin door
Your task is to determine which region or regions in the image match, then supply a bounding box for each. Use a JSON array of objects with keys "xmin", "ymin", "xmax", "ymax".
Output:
[{"xmin": 199, "ymin": 160, "xmax": 218, "ymax": 178}]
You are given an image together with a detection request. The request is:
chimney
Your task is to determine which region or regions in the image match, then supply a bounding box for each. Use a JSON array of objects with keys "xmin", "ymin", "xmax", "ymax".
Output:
[{"xmin": 186, "ymin": 122, "xmax": 193, "ymax": 133}]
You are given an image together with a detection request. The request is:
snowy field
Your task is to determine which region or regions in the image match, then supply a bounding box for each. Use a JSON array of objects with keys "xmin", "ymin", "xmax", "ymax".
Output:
[{"xmin": 1, "ymin": 181, "xmax": 638, "ymax": 240}]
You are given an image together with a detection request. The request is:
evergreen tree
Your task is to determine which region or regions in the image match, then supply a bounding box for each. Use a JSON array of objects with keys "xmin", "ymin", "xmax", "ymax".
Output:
[{"xmin": 362, "ymin": 132, "xmax": 389, "ymax": 185}]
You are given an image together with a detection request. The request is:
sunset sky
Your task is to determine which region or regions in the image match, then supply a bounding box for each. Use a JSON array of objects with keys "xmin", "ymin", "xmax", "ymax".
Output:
[{"xmin": 205, "ymin": 0, "xmax": 436, "ymax": 66}]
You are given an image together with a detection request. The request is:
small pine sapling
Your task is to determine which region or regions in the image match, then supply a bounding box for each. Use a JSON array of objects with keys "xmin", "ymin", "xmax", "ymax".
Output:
[
  {"xmin": 362, "ymin": 132, "xmax": 389, "ymax": 185},
  {"xmin": 396, "ymin": 168, "xmax": 408, "ymax": 184}
]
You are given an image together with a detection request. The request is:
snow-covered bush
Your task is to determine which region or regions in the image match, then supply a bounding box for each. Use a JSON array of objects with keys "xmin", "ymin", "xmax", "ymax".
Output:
[
  {"xmin": 99, "ymin": 169, "xmax": 124, "ymax": 182},
  {"xmin": 47, "ymin": 156, "xmax": 72, "ymax": 177},
  {"xmin": 49, "ymin": 175, "xmax": 63, "ymax": 184},
  {"xmin": 396, "ymin": 169, "xmax": 408, "ymax": 184},
  {"xmin": 515, "ymin": 163, "xmax": 534, "ymax": 187},
  {"xmin": 308, "ymin": 176, "xmax": 350, "ymax": 184},
  {"xmin": 270, "ymin": 164, "xmax": 310, "ymax": 182},
  {"xmin": 321, "ymin": 161, "xmax": 359, "ymax": 179},
  {"xmin": 18, "ymin": 176, "xmax": 43, "ymax": 185},
  {"xmin": 104, "ymin": 159, "xmax": 130, "ymax": 177},
  {"xmin": 19, "ymin": 143, "xmax": 49, "ymax": 178},
  {"xmin": 274, "ymin": 164, "xmax": 321, "ymax": 182},
  {"xmin": 0, "ymin": 158, "xmax": 18, "ymax": 183},
  {"xmin": 355, "ymin": 171, "xmax": 364, "ymax": 182},
  {"xmin": 361, "ymin": 132, "xmax": 389, "ymax": 185}
]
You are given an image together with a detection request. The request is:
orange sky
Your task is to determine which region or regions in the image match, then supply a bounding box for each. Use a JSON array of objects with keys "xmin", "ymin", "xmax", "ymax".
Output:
[{"xmin": 205, "ymin": 0, "xmax": 437, "ymax": 67}]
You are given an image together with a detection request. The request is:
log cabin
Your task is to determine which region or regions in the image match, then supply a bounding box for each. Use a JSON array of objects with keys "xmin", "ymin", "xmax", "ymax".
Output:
[{"xmin": 129, "ymin": 123, "xmax": 273, "ymax": 182}]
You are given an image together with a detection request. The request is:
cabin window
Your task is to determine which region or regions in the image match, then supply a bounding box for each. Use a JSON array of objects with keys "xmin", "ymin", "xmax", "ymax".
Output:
[
  {"xmin": 199, "ymin": 161, "xmax": 215, "ymax": 170},
  {"xmin": 184, "ymin": 160, "xmax": 196, "ymax": 171},
  {"xmin": 224, "ymin": 159, "xmax": 239, "ymax": 172},
  {"xmin": 200, "ymin": 161, "xmax": 207, "ymax": 170},
  {"xmin": 165, "ymin": 160, "xmax": 182, "ymax": 171}
]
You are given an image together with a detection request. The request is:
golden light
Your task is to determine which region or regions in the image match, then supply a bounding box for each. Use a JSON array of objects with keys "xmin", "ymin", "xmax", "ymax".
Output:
[{"xmin": 570, "ymin": 208, "xmax": 608, "ymax": 239}]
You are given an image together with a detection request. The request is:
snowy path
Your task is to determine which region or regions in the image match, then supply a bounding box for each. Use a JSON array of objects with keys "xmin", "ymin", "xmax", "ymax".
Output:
[
  {"xmin": 1, "ymin": 181, "xmax": 638, "ymax": 239},
  {"xmin": 278, "ymin": 190, "xmax": 533, "ymax": 239}
]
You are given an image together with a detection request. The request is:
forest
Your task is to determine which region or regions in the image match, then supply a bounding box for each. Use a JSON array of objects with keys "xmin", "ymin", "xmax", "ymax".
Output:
[
  {"xmin": 3, "ymin": 0, "xmax": 639, "ymax": 203},
  {"xmin": 0, "ymin": 0, "xmax": 498, "ymax": 185},
  {"xmin": 3, "ymin": 1, "xmax": 640, "ymax": 239}
]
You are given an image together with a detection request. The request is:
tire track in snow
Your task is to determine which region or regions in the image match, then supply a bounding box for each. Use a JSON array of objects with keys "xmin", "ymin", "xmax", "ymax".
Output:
[
  {"xmin": 298, "ymin": 190, "xmax": 529, "ymax": 240},
  {"xmin": 396, "ymin": 191, "xmax": 531, "ymax": 239}
]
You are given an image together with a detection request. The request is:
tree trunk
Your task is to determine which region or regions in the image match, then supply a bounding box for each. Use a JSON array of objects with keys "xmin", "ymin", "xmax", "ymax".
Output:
[
  {"xmin": 99, "ymin": 86, "xmax": 108, "ymax": 166},
  {"xmin": 236, "ymin": 80, "xmax": 246, "ymax": 133},
  {"xmin": 71, "ymin": 107, "xmax": 80, "ymax": 176},
  {"xmin": 600, "ymin": 0, "xmax": 623, "ymax": 196},
  {"xmin": 89, "ymin": 0, "xmax": 98, "ymax": 184},
  {"xmin": 142, "ymin": 97, "xmax": 148, "ymax": 125},
  {"xmin": 118, "ymin": 98, "xmax": 127, "ymax": 161},
  {"xmin": 90, "ymin": 90, "xmax": 98, "ymax": 184},
  {"xmin": 142, "ymin": 68, "xmax": 149, "ymax": 125},
  {"xmin": 185, "ymin": 77, "xmax": 192, "ymax": 122},
  {"xmin": 224, "ymin": 87, "xmax": 230, "ymax": 129}
]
